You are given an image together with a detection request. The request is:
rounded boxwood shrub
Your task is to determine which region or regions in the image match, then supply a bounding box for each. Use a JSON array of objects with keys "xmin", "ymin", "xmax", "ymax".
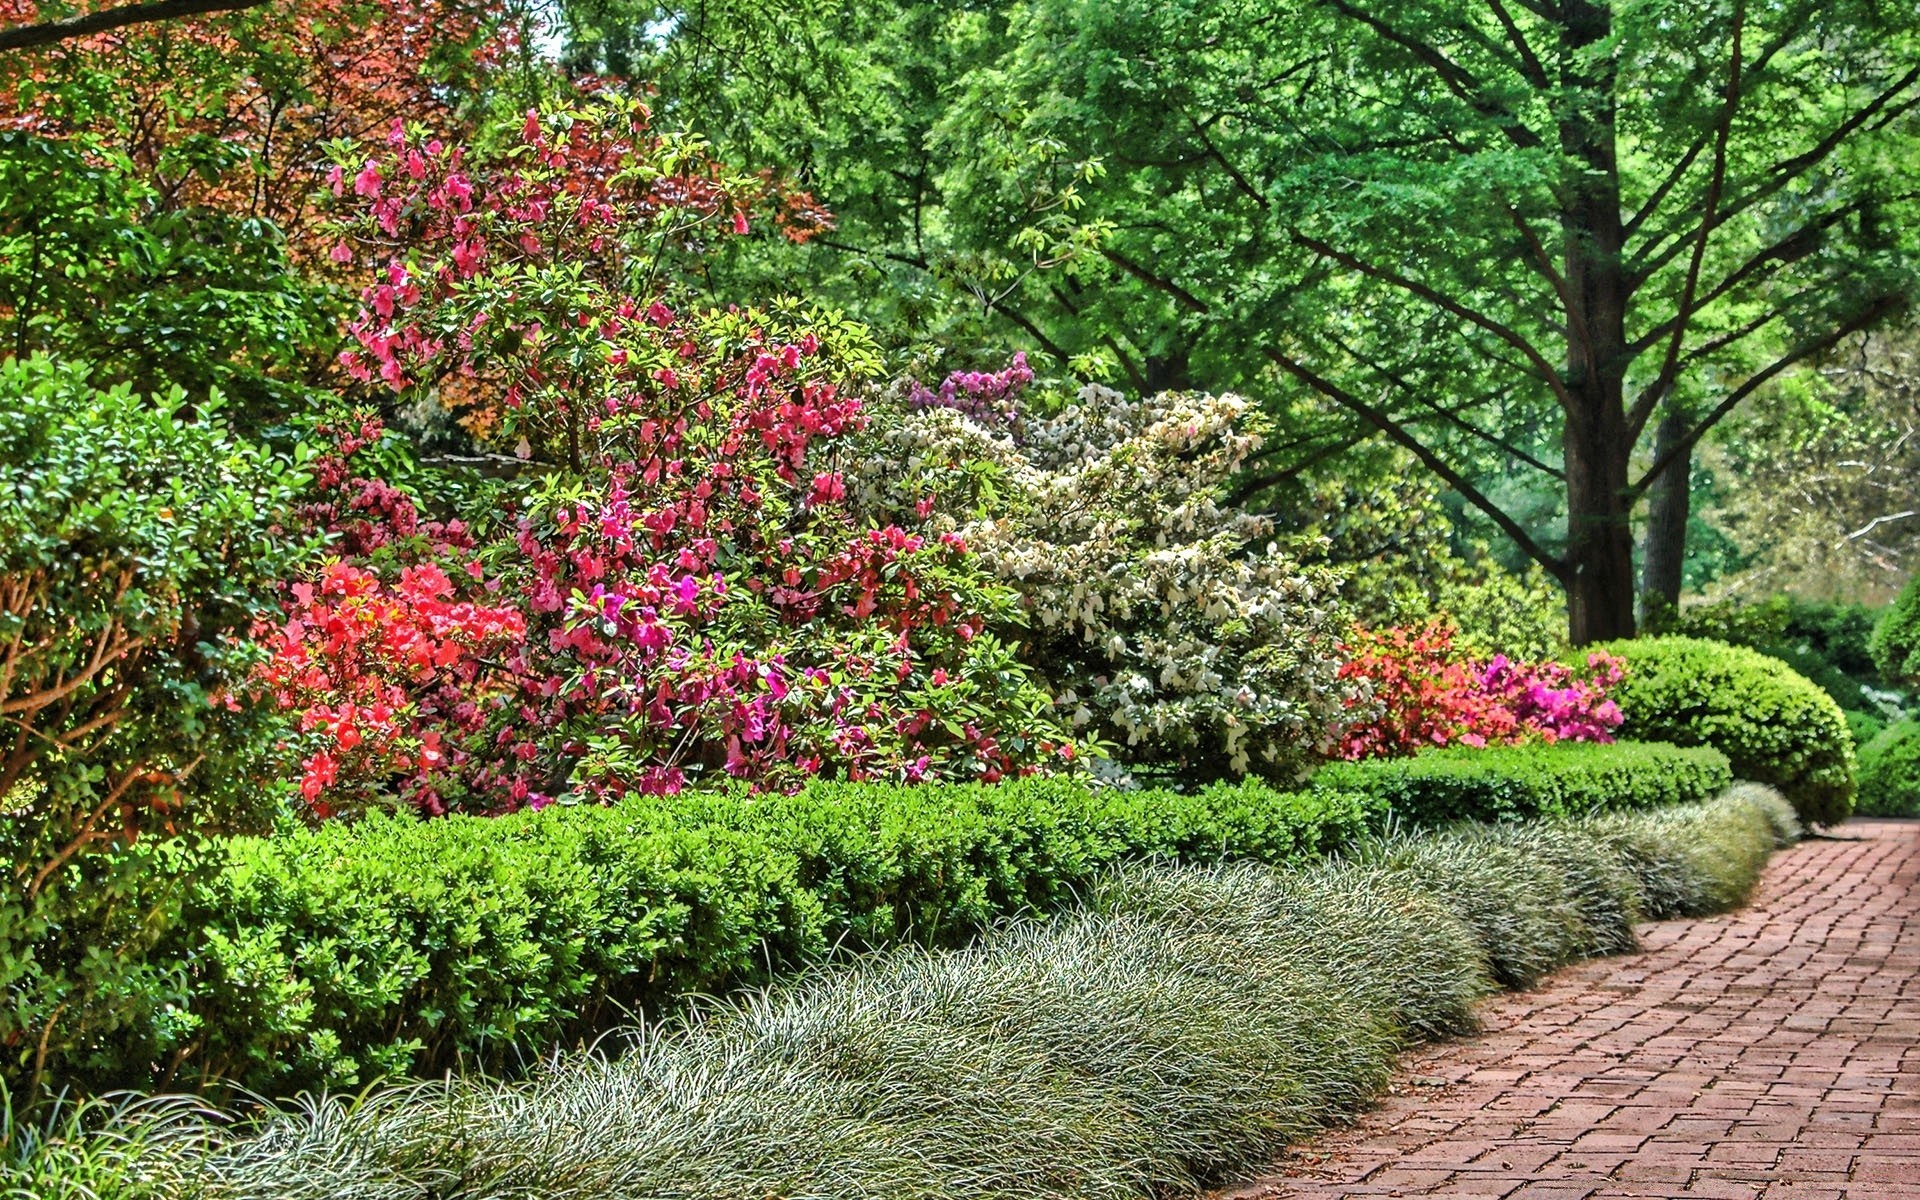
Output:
[
  {"xmin": 1872, "ymin": 574, "xmax": 1920, "ymax": 685},
  {"xmin": 1857, "ymin": 719, "xmax": 1920, "ymax": 817},
  {"xmin": 1594, "ymin": 636, "xmax": 1855, "ymax": 828}
]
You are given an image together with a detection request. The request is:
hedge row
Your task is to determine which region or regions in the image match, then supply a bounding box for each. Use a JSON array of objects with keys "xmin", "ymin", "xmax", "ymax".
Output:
[
  {"xmin": 78, "ymin": 788, "xmax": 1801, "ymax": 1200},
  {"xmin": 138, "ymin": 779, "xmax": 1375, "ymax": 1094},
  {"xmin": 1309, "ymin": 740, "xmax": 1733, "ymax": 825},
  {"xmin": 54, "ymin": 737, "xmax": 1757, "ymax": 1098}
]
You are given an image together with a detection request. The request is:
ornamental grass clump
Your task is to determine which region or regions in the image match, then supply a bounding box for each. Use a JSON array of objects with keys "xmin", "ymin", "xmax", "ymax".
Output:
[{"xmin": 40, "ymin": 788, "xmax": 1796, "ymax": 1200}]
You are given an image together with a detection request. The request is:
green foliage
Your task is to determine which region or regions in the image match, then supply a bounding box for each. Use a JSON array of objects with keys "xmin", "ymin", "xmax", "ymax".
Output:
[
  {"xmin": 1312, "ymin": 465, "xmax": 1568, "ymax": 663},
  {"xmin": 1872, "ymin": 574, "xmax": 1920, "ymax": 686},
  {"xmin": 155, "ymin": 778, "xmax": 1374, "ymax": 1094},
  {"xmin": 1310, "ymin": 742, "xmax": 1732, "ymax": 827},
  {"xmin": 61, "ymin": 788, "xmax": 1792, "ymax": 1199},
  {"xmin": 592, "ymin": 0, "xmax": 1920, "ymax": 641},
  {"xmin": 1856, "ymin": 720, "xmax": 1920, "ymax": 818},
  {"xmin": 0, "ymin": 133, "xmax": 333, "ymax": 423},
  {"xmin": 1846, "ymin": 709, "xmax": 1888, "ymax": 750},
  {"xmin": 1598, "ymin": 636, "xmax": 1857, "ymax": 827},
  {"xmin": 1650, "ymin": 596, "xmax": 1897, "ymax": 716},
  {"xmin": 0, "ymin": 355, "xmax": 308, "ymax": 1098}
]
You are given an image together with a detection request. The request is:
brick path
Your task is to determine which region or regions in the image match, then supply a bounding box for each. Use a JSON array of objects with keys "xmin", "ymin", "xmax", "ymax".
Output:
[{"xmin": 1229, "ymin": 819, "xmax": 1920, "ymax": 1200}]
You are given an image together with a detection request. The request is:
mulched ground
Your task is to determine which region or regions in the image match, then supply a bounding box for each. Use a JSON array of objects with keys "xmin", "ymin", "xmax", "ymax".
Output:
[{"xmin": 1225, "ymin": 818, "xmax": 1920, "ymax": 1199}]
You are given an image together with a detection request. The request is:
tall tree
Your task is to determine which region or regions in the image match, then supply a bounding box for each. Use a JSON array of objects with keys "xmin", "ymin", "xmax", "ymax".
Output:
[{"xmin": 591, "ymin": 0, "xmax": 1920, "ymax": 642}]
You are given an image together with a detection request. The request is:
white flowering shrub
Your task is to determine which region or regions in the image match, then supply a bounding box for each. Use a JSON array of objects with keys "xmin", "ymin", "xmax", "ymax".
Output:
[{"xmin": 852, "ymin": 370, "xmax": 1358, "ymax": 783}]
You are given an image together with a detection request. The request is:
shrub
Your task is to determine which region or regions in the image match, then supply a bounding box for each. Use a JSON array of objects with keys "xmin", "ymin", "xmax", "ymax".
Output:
[
  {"xmin": 279, "ymin": 98, "xmax": 1073, "ymax": 815},
  {"xmin": 0, "ymin": 356, "xmax": 306, "ymax": 1096},
  {"xmin": 1846, "ymin": 708, "xmax": 1888, "ymax": 749},
  {"xmin": 1595, "ymin": 636, "xmax": 1856, "ymax": 827},
  {"xmin": 1336, "ymin": 623, "xmax": 1624, "ymax": 758},
  {"xmin": 860, "ymin": 375, "xmax": 1357, "ymax": 784},
  {"xmin": 152, "ymin": 777, "xmax": 1375, "ymax": 1093},
  {"xmin": 83, "ymin": 788, "xmax": 1793, "ymax": 1199},
  {"xmin": 1309, "ymin": 740, "xmax": 1732, "ymax": 826},
  {"xmin": 1856, "ymin": 719, "xmax": 1920, "ymax": 817},
  {"xmin": 1650, "ymin": 597, "xmax": 1899, "ymax": 717},
  {"xmin": 1873, "ymin": 574, "xmax": 1920, "ymax": 686}
]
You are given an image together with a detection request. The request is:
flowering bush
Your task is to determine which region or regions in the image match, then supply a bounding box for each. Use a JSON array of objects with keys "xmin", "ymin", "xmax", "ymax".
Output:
[
  {"xmin": 1338, "ymin": 623, "xmax": 1624, "ymax": 759},
  {"xmin": 858, "ymin": 370, "xmax": 1356, "ymax": 783},
  {"xmin": 262, "ymin": 97, "xmax": 1071, "ymax": 816}
]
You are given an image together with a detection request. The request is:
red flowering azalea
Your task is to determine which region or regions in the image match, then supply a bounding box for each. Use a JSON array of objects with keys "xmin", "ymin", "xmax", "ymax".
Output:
[{"xmin": 1338, "ymin": 623, "xmax": 1624, "ymax": 760}]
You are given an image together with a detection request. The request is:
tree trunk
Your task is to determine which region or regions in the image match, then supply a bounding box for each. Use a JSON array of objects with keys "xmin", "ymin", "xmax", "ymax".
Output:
[
  {"xmin": 1564, "ymin": 402, "xmax": 1639, "ymax": 645},
  {"xmin": 1640, "ymin": 410, "xmax": 1691, "ymax": 613},
  {"xmin": 1559, "ymin": 0, "xmax": 1638, "ymax": 646}
]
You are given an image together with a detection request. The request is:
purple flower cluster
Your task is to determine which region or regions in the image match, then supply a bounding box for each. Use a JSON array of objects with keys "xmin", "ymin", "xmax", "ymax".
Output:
[
  {"xmin": 1479, "ymin": 652, "xmax": 1626, "ymax": 744},
  {"xmin": 908, "ymin": 352, "xmax": 1034, "ymax": 430}
]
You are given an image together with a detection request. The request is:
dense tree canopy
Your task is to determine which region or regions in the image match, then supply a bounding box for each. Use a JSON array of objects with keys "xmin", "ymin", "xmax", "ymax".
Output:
[{"xmin": 588, "ymin": 0, "xmax": 1920, "ymax": 642}]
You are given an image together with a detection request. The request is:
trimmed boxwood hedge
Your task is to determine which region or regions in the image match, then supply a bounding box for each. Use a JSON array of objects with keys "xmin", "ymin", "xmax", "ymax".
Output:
[
  {"xmin": 1595, "ymin": 636, "xmax": 1856, "ymax": 828},
  {"xmin": 66, "ymin": 737, "xmax": 1759, "ymax": 1099},
  {"xmin": 80, "ymin": 788, "xmax": 1798, "ymax": 1200},
  {"xmin": 1309, "ymin": 740, "xmax": 1732, "ymax": 826},
  {"xmin": 156, "ymin": 778, "xmax": 1376, "ymax": 1095}
]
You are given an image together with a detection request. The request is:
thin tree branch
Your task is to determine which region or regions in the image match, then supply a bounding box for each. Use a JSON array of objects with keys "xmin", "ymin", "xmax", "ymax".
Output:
[
  {"xmin": 0, "ymin": 0, "xmax": 265, "ymax": 51},
  {"xmin": 1627, "ymin": 0, "xmax": 1746, "ymax": 442},
  {"xmin": 1485, "ymin": 0, "xmax": 1549, "ymax": 89},
  {"xmin": 1321, "ymin": 327, "xmax": 1564, "ymax": 478},
  {"xmin": 1631, "ymin": 65, "xmax": 1920, "ymax": 279},
  {"xmin": 1267, "ymin": 346, "xmax": 1568, "ymax": 576},
  {"xmin": 1628, "ymin": 292, "xmax": 1908, "ymax": 503},
  {"xmin": 1293, "ymin": 232, "xmax": 1573, "ymax": 409},
  {"xmin": 1099, "ymin": 247, "xmax": 1211, "ymax": 313},
  {"xmin": 1322, "ymin": 0, "xmax": 1546, "ymax": 149}
]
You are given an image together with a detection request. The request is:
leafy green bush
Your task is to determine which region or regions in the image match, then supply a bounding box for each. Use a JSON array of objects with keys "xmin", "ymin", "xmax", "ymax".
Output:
[
  {"xmin": 1596, "ymin": 636, "xmax": 1856, "ymax": 827},
  {"xmin": 1856, "ymin": 719, "xmax": 1920, "ymax": 817},
  {"xmin": 1873, "ymin": 575, "xmax": 1920, "ymax": 686},
  {"xmin": 1651, "ymin": 597, "xmax": 1896, "ymax": 717},
  {"xmin": 160, "ymin": 778, "xmax": 1375, "ymax": 1094},
  {"xmin": 1309, "ymin": 740, "xmax": 1732, "ymax": 825},
  {"xmin": 76, "ymin": 788, "xmax": 1793, "ymax": 1200},
  {"xmin": 0, "ymin": 356, "xmax": 307, "ymax": 1097},
  {"xmin": 1846, "ymin": 709, "xmax": 1888, "ymax": 749}
]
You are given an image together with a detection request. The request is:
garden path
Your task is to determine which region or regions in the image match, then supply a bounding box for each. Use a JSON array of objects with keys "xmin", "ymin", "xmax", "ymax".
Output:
[{"xmin": 1227, "ymin": 818, "xmax": 1920, "ymax": 1199}]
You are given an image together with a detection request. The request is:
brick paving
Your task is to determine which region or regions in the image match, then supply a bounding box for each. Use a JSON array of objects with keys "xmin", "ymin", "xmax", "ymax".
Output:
[{"xmin": 1229, "ymin": 819, "xmax": 1920, "ymax": 1200}]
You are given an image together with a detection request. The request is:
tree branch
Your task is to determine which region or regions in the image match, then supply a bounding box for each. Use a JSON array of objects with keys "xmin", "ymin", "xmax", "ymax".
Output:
[
  {"xmin": 1322, "ymin": 0, "xmax": 1545, "ymax": 149},
  {"xmin": 1267, "ymin": 346, "xmax": 1567, "ymax": 576},
  {"xmin": 1320, "ymin": 326, "xmax": 1564, "ymax": 478},
  {"xmin": 1631, "ymin": 64, "xmax": 1920, "ymax": 279},
  {"xmin": 1628, "ymin": 292, "xmax": 1908, "ymax": 504},
  {"xmin": 1627, "ymin": 0, "xmax": 1746, "ymax": 442},
  {"xmin": 1099, "ymin": 247, "xmax": 1211, "ymax": 313},
  {"xmin": 0, "ymin": 0, "xmax": 265, "ymax": 51},
  {"xmin": 1485, "ymin": 0, "xmax": 1549, "ymax": 90},
  {"xmin": 1293, "ymin": 232, "xmax": 1573, "ymax": 409}
]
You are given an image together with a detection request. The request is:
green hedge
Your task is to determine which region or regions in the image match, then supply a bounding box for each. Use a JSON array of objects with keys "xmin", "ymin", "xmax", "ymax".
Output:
[
  {"xmin": 160, "ymin": 778, "xmax": 1375, "ymax": 1094},
  {"xmin": 1857, "ymin": 719, "xmax": 1920, "ymax": 817},
  {"xmin": 1308, "ymin": 740, "xmax": 1732, "ymax": 826},
  {"xmin": 76, "ymin": 788, "xmax": 1797, "ymax": 1200},
  {"xmin": 1595, "ymin": 636, "xmax": 1856, "ymax": 828}
]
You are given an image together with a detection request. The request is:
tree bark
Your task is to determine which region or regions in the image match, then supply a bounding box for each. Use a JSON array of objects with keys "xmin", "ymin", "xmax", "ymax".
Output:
[
  {"xmin": 1564, "ymin": 399, "xmax": 1639, "ymax": 644},
  {"xmin": 1559, "ymin": 0, "xmax": 1638, "ymax": 645},
  {"xmin": 1640, "ymin": 409, "xmax": 1691, "ymax": 611}
]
